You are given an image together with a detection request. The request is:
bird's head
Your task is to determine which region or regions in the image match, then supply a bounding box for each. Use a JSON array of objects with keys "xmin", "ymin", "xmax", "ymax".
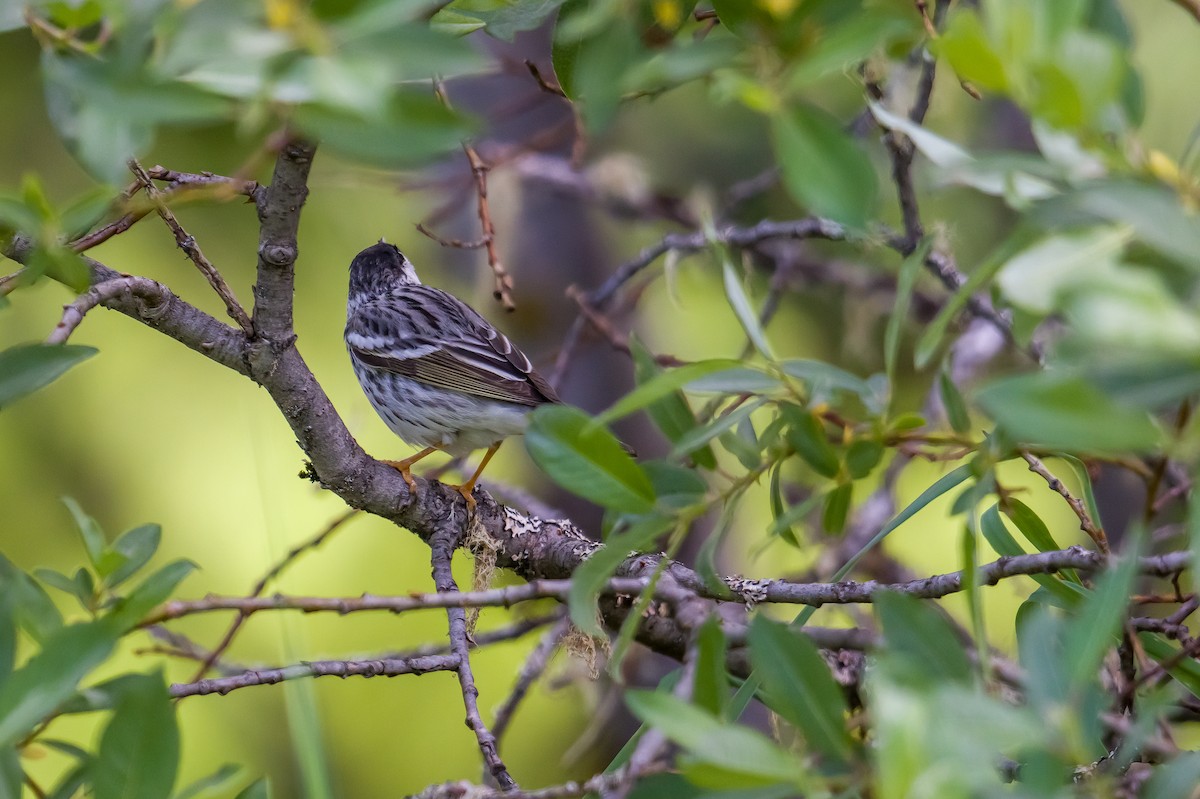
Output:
[{"xmin": 349, "ymin": 240, "xmax": 421, "ymax": 298}]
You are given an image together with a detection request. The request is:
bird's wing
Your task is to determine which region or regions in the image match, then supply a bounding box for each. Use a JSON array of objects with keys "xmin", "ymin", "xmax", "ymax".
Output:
[{"xmin": 346, "ymin": 288, "xmax": 560, "ymax": 407}]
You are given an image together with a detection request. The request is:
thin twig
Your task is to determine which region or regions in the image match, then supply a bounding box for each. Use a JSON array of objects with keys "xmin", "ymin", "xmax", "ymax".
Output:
[
  {"xmin": 45, "ymin": 276, "xmax": 168, "ymax": 344},
  {"xmin": 185, "ymin": 509, "xmax": 360, "ymax": 682},
  {"xmin": 565, "ymin": 284, "xmax": 687, "ymax": 367},
  {"xmin": 415, "ymin": 223, "xmax": 488, "ymax": 250},
  {"xmin": 170, "ymin": 654, "xmax": 459, "ymax": 698},
  {"xmin": 1021, "ymin": 452, "xmax": 1109, "ymax": 554},
  {"xmin": 463, "ymin": 144, "xmax": 516, "ymax": 311},
  {"xmin": 431, "ymin": 527, "xmax": 517, "ymax": 790},
  {"xmin": 128, "ymin": 159, "xmax": 254, "ymax": 335}
]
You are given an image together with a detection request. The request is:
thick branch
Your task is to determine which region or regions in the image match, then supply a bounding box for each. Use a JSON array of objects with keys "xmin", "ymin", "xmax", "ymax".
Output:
[{"xmin": 251, "ymin": 139, "xmax": 315, "ymax": 340}]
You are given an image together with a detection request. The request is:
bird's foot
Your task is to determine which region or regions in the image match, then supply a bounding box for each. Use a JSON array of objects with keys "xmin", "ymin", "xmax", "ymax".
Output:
[
  {"xmin": 381, "ymin": 446, "xmax": 437, "ymax": 496},
  {"xmin": 452, "ymin": 481, "xmax": 478, "ymax": 511}
]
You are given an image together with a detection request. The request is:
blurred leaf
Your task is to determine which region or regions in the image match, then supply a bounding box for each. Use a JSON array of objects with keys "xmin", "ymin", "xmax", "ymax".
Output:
[
  {"xmin": 62, "ymin": 496, "xmax": 106, "ymax": 568},
  {"xmin": 42, "ymin": 52, "xmax": 231, "ymax": 183},
  {"xmin": 102, "ymin": 523, "xmax": 162, "ymax": 588},
  {"xmin": 1139, "ymin": 633, "xmax": 1200, "ymax": 700},
  {"xmin": 558, "ymin": 16, "xmax": 639, "ymax": 132},
  {"xmin": 0, "ymin": 344, "xmax": 98, "ymax": 410},
  {"xmin": 719, "ymin": 416, "xmax": 761, "ymax": 470},
  {"xmin": 781, "ymin": 406, "xmax": 838, "ymax": 478},
  {"xmin": 1143, "ymin": 753, "xmax": 1200, "ymax": 799},
  {"xmin": 598, "ymin": 357, "xmax": 742, "ymax": 426},
  {"xmin": 780, "ymin": 359, "xmax": 879, "ymax": 410},
  {"xmin": 1063, "ymin": 539, "xmax": 1140, "ymax": 686},
  {"xmin": 845, "ymin": 439, "xmax": 883, "ymax": 480},
  {"xmin": 868, "ymin": 102, "xmax": 972, "ymax": 169},
  {"xmin": 568, "ymin": 514, "xmax": 672, "ymax": 635},
  {"xmin": 33, "ymin": 568, "xmax": 94, "ymax": 612},
  {"xmin": 46, "ymin": 765, "xmax": 90, "ymax": 799},
  {"xmin": 875, "ymin": 591, "xmax": 971, "ymax": 685},
  {"xmin": 1084, "ymin": 358, "xmax": 1200, "ymax": 410},
  {"xmin": 527, "ymin": 405, "xmax": 656, "ymax": 513},
  {"xmin": 995, "ymin": 226, "xmax": 1130, "ymax": 314},
  {"xmin": 692, "ymin": 616, "xmax": 728, "ymax": 716},
  {"xmin": 295, "ymin": 91, "xmax": 473, "ymax": 169},
  {"xmin": 772, "ymin": 102, "xmax": 877, "ymax": 230},
  {"xmin": 93, "ymin": 672, "xmax": 178, "ymax": 799},
  {"xmin": 885, "ymin": 237, "xmax": 931, "ymax": 398},
  {"xmin": 1018, "ymin": 606, "xmax": 1070, "ymax": 708},
  {"xmin": 788, "ymin": 10, "xmax": 920, "ymax": 86},
  {"xmin": 976, "ymin": 371, "xmax": 1161, "ymax": 454},
  {"xmin": 722, "ymin": 257, "xmax": 775, "ymax": 360},
  {"xmin": 58, "ymin": 674, "xmax": 151, "ymax": 715},
  {"xmin": 821, "ymin": 482, "xmax": 852, "ymax": 535},
  {"xmin": 670, "ymin": 399, "xmax": 766, "ymax": 460},
  {"xmin": 767, "ymin": 489, "xmax": 824, "ymax": 544},
  {"xmin": 0, "ymin": 746, "xmax": 18, "ymax": 799},
  {"xmin": 624, "ymin": 34, "xmax": 742, "ymax": 95},
  {"xmin": 60, "ymin": 186, "xmax": 116, "ymax": 241},
  {"xmin": 935, "ymin": 9, "xmax": 1008, "ymax": 92},
  {"xmin": 642, "ymin": 461, "xmax": 708, "ymax": 509},
  {"xmin": 1033, "ymin": 180, "xmax": 1200, "ymax": 271},
  {"xmin": 0, "ymin": 592, "xmax": 12, "ymax": 689},
  {"xmin": 625, "ymin": 690, "xmax": 805, "ymax": 786},
  {"xmin": 174, "ymin": 764, "xmax": 243, "ymax": 799},
  {"xmin": 628, "ymin": 339, "xmax": 717, "ymax": 469},
  {"xmin": 914, "ymin": 229, "xmax": 1036, "ymax": 368},
  {"xmin": 430, "ymin": 0, "xmax": 564, "ymax": 41},
  {"xmin": 748, "ymin": 616, "xmax": 852, "ymax": 764},
  {"xmin": 938, "ymin": 369, "xmax": 971, "ymax": 434},
  {"xmin": 686, "ymin": 367, "xmax": 781, "ymax": 395},
  {"xmin": 980, "ymin": 505, "xmax": 1081, "ymax": 603},
  {"xmin": 0, "ymin": 555, "xmax": 63, "ymax": 645},
  {"xmin": 109, "ymin": 560, "xmax": 196, "ymax": 629},
  {"xmin": 0, "ymin": 618, "xmax": 121, "ymax": 747}
]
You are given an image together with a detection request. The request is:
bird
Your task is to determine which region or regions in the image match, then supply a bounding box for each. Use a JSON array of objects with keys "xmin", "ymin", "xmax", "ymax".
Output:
[{"xmin": 345, "ymin": 240, "xmax": 561, "ymax": 506}]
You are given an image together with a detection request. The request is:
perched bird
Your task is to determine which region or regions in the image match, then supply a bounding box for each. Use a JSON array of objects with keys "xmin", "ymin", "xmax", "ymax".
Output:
[{"xmin": 345, "ymin": 240, "xmax": 560, "ymax": 505}]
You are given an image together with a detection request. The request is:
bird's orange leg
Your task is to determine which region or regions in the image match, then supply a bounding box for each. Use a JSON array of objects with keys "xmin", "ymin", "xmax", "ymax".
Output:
[
  {"xmin": 382, "ymin": 446, "xmax": 438, "ymax": 493},
  {"xmin": 451, "ymin": 442, "xmax": 502, "ymax": 508}
]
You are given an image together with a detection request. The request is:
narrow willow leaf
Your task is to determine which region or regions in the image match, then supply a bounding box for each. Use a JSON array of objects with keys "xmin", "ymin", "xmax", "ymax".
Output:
[
  {"xmin": 0, "ymin": 344, "xmax": 97, "ymax": 410},
  {"xmin": 567, "ymin": 514, "xmax": 673, "ymax": 636},
  {"xmin": 885, "ymin": 237, "xmax": 933, "ymax": 394},
  {"xmin": 722, "ymin": 258, "xmax": 775, "ymax": 361}
]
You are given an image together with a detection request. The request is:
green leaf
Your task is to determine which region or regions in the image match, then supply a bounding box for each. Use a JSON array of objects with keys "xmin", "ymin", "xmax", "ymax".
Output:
[
  {"xmin": 772, "ymin": 102, "xmax": 877, "ymax": 230},
  {"xmin": 429, "ymin": 0, "xmax": 564, "ymax": 41},
  {"xmin": 294, "ymin": 91, "xmax": 473, "ymax": 170},
  {"xmin": 628, "ymin": 339, "xmax": 717, "ymax": 469},
  {"xmin": 0, "ymin": 344, "xmax": 98, "ymax": 410},
  {"xmin": 1032, "ymin": 179, "xmax": 1200, "ymax": 272},
  {"xmin": 980, "ymin": 505, "xmax": 1081, "ymax": 603},
  {"xmin": 1140, "ymin": 633, "xmax": 1200, "ymax": 700},
  {"xmin": 875, "ymin": 591, "xmax": 972, "ymax": 685},
  {"xmin": 625, "ymin": 690, "xmax": 805, "ymax": 786},
  {"xmin": 0, "ymin": 593, "xmax": 13, "ymax": 689},
  {"xmin": 722, "ymin": 258, "xmax": 775, "ymax": 360},
  {"xmin": 995, "ymin": 226, "xmax": 1131, "ymax": 314},
  {"xmin": 62, "ymin": 497, "xmax": 106, "ymax": 568},
  {"xmin": 914, "ymin": 228, "xmax": 1036, "ymax": 368},
  {"xmin": 93, "ymin": 672, "xmax": 179, "ymax": 799},
  {"xmin": 935, "ymin": 9, "xmax": 1008, "ymax": 92},
  {"xmin": 642, "ymin": 461, "xmax": 708, "ymax": 510},
  {"xmin": 669, "ymin": 399, "xmax": 767, "ymax": 460},
  {"xmin": 0, "ymin": 618, "xmax": 121, "ymax": 747},
  {"xmin": 60, "ymin": 186, "xmax": 116, "ymax": 241},
  {"xmin": 527, "ymin": 405, "xmax": 656, "ymax": 513},
  {"xmin": 1142, "ymin": 753, "xmax": 1200, "ymax": 799},
  {"xmin": 938, "ymin": 368, "xmax": 971, "ymax": 434},
  {"xmin": 780, "ymin": 359, "xmax": 881, "ymax": 411},
  {"xmin": 976, "ymin": 372, "xmax": 1161, "ymax": 454},
  {"xmin": 567, "ymin": 514, "xmax": 673, "ymax": 635},
  {"xmin": 885, "ymin": 237, "xmax": 932, "ymax": 396},
  {"xmin": 1063, "ymin": 538, "xmax": 1140, "ymax": 687},
  {"xmin": 0, "ymin": 555, "xmax": 63, "ymax": 645},
  {"xmin": 559, "ymin": 17, "xmax": 639, "ymax": 132},
  {"xmin": 692, "ymin": 616, "xmax": 728, "ymax": 717},
  {"xmin": 782, "ymin": 406, "xmax": 839, "ymax": 478},
  {"xmin": 597, "ymin": 358, "xmax": 743, "ymax": 426},
  {"xmin": 747, "ymin": 616, "xmax": 852, "ymax": 764},
  {"xmin": 821, "ymin": 483, "xmax": 852, "ymax": 535},
  {"xmin": 0, "ymin": 746, "xmax": 19, "ymax": 799},
  {"xmin": 845, "ymin": 439, "xmax": 883, "ymax": 480},
  {"xmin": 102, "ymin": 523, "xmax": 161, "ymax": 589},
  {"xmin": 788, "ymin": 10, "xmax": 920, "ymax": 86},
  {"xmin": 109, "ymin": 560, "xmax": 197, "ymax": 629}
]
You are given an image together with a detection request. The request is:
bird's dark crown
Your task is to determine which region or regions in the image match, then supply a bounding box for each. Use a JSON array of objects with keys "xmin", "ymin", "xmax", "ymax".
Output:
[{"xmin": 349, "ymin": 240, "xmax": 421, "ymax": 297}]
